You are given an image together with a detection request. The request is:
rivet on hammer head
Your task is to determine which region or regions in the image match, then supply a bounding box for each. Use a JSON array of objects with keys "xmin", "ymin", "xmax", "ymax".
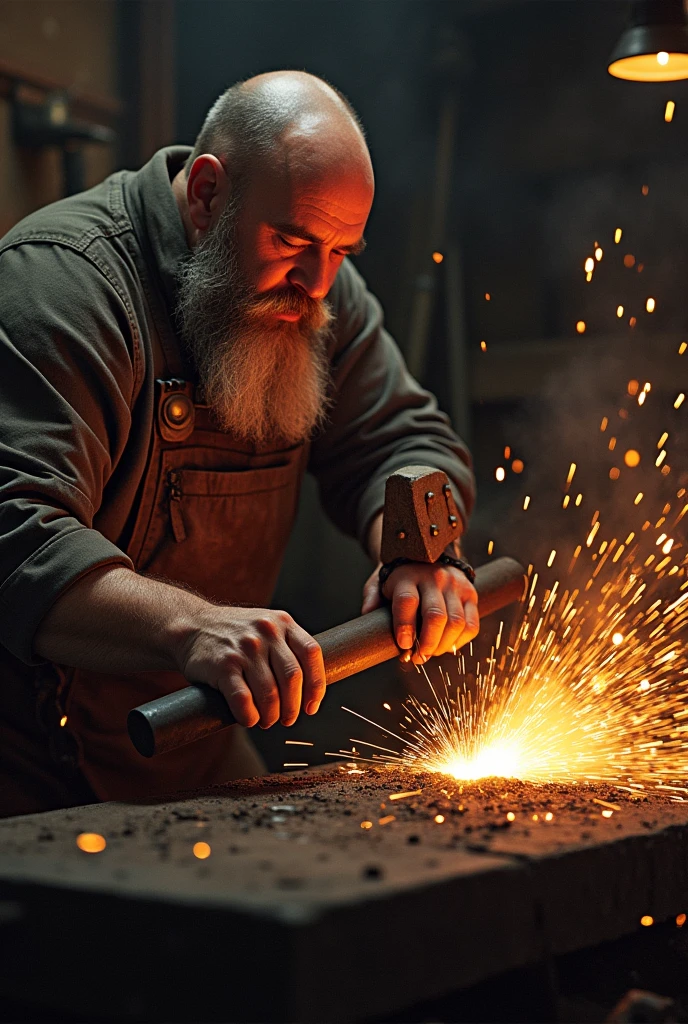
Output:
[
  {"xmin": 397, "ymin": 530, "xmax": 406, "ymax": 540},
  {"xmin": 449, "ymin": 515, "xmax": 458, "ymax": 528},
  {"xmin": 430, "ymin": 524, "xmax": 439, "ymax": 537},
  {"xmin": 442, "ymin": 483, "xmax": 451, "ymax": 495},
  {"xmin": 425, "ymin": 491, "xmax": 434, "ymax": 502}
]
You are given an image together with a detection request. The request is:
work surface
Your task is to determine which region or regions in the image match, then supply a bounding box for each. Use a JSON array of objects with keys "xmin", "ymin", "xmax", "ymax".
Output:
[{"xmin": 0, "ymin": 766, "xmax": 687, "ymax": 1022}]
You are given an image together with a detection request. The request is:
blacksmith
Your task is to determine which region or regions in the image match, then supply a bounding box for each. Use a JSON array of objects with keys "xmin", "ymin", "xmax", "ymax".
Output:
[{"xmin": 0, "ymin": 71, "xmax": 477, "ymax": 816}]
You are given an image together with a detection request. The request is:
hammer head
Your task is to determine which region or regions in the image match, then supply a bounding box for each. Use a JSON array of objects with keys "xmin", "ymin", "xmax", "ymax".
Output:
[{"xmin": 380, "ymin": 466, "xmax": 461, "ymax": 564}]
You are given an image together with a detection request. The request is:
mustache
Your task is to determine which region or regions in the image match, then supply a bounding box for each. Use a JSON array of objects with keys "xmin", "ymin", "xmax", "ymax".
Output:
[{"xmin": 245, "ymin": 287, "xmax": 325, "ymax": 322}]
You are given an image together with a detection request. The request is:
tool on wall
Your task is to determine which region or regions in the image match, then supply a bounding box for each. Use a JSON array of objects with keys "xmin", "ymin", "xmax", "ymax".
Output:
[
  {"xmin": 12, "ymin": 88, "xmax": 115, "ymax": 197},
  {"xmin": 128, "ymin": 465, "xmax": 526, "ymax": 758}
]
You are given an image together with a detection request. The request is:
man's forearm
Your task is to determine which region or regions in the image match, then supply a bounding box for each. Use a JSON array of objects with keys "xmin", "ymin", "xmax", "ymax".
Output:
[{"xmin": 33, "ymin": 565, "xmax": 205, "ymax": 674}]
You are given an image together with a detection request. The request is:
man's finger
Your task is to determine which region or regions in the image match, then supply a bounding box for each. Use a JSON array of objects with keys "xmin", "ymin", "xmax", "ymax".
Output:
[
  {"xmin": 217, "ymin": 670, "xmax": 260, "ymax": 729},
  {"xmin": 286, "ymin": 624, "xmax": 326, "ymax": 715},
  {"xmin": 361, "ymin": 569, "xmax": 381, "ymax": 614},
  {"xmin": 416, "ymin": 582, "xmax": 447, "ymax": 661},
  {"xmin": 243, "ymin": 660, "xmax": 281, "ymax": 729},
  {"xmin": 463, "ymin": 600, "xmax": 480, "ymax": 643},
  {"xmin": 391, "ymin": 583, "xmax": 420, "ymax": 651},
  {"xmin": 436, "ymin": 589, "xmax": 466, "ymax": 655},
  {"xmin": 270, "ymin": 642, "xmax": 303, "ymax": 727}
]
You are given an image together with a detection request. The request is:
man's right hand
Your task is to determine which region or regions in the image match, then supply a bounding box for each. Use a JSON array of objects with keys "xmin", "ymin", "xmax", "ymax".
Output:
[
  {"xmin": 34, "ymin": 566, "xmax": 325, "ymax": 729},
  {"xmin": 175, "ymin": 606, "xmax": 326, "ymax": 729}
]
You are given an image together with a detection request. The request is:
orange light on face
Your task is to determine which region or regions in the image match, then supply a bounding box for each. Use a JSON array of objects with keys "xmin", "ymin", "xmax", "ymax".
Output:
[
  {"xmin": 432, "ymin": 252, "xmax": 444, "ymax": 264},
  {"xmin": 576, "ymin": 321, "xmax": 586, "ymax": 334},
  {"xmin": 76, "ymin": 833, "xmax": 106, "ymax": 854},
  {"xmin": 193, "ymin": 842, "xmax": 211, "ymax": 859},
  {"xmin": 624, "ymin": 449, "xmax": 641, "ymax": 467}
]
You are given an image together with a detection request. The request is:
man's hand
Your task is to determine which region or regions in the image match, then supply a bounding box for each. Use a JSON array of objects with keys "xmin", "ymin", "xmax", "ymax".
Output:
[
  {"xmin": 178, "ymin": 606, "xmax": 326, "ymax": 729},
  {"xmin": 361, "ymin": 560, "xmax": 479, "ymax": 664},
  {"xmin": 34, "ymin": 565, "xmax": 325, "ymax": 730}
]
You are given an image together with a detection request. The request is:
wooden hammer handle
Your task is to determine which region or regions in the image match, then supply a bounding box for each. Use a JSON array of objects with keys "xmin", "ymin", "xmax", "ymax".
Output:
[{"xmin": 127, "ymin": 556, "xmax": 526, "ymax": 758}]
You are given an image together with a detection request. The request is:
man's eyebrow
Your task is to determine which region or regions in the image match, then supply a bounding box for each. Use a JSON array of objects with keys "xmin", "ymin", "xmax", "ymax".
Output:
[{"xmin": 273, "ymin": 223, "xmax": 367, "ymax": 256}]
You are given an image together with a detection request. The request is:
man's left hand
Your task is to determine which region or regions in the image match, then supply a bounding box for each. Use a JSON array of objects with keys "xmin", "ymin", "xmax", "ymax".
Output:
[{"xmin": 361, "ymin": 560, "xmax": 479, "ymax": 664}]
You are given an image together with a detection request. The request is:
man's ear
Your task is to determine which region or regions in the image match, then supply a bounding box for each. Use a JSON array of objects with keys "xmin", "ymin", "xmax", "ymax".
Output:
[{"xmin": 186, "ymin": 154, "xmax": 229, "ymax": 233}]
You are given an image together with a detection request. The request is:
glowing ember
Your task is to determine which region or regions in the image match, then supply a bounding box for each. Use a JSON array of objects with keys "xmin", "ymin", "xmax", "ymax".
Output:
[{"xmin": 76, "ymin": 833, "xmax": 106, "ymax": 854}]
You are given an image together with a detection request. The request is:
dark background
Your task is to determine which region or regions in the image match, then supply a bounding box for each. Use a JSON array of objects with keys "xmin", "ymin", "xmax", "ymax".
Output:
[{"xmin": 2, "ymin": 0, "xmax": 687, "ymax": 768}]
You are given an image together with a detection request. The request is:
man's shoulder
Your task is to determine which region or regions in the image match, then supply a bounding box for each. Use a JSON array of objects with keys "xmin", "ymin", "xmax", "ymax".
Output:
[{"xmin": 0, "ymin": 169, "xmax": 133, "ymax": 259}]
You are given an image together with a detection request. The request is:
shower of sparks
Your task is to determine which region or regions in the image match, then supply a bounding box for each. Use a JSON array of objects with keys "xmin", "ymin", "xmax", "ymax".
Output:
[{"xmin": 341, "ymin": 352, "xmax": 688, "ymax": 789}]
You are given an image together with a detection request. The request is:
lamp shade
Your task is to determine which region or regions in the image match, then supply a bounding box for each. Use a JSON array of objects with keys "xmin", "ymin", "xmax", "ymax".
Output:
[{"xmin": 608, "ymin": 0, "xmax": 688, "ymax": 81}]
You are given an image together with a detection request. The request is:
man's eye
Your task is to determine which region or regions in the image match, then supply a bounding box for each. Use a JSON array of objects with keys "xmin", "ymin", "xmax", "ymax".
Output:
[{"xmin": 277, "ymin": 236, "xmax": 303, "ymax": 250}]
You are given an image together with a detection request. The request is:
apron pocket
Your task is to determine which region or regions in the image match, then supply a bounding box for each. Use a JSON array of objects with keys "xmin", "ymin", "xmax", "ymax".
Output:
[{"xmin": 136, "ymin": 450, "xmax": 304, "ymax": 606}]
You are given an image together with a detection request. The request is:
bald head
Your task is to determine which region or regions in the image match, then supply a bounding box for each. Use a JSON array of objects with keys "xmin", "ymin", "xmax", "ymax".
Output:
[{"xmin": 186, "ymin": 70, "xmax": 372, "ymax": 187}]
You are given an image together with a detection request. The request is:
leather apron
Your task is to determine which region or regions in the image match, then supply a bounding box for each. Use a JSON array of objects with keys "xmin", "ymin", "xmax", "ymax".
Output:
[{"xmin": 49, "ymin": 334, "xmax": 308, "ymax": 803}]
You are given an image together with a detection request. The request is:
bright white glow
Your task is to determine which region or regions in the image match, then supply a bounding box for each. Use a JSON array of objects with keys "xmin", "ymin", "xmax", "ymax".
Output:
[
  {"xmin": 443, "ymin": 741, "xmax": 522, "ymax": 781},
  {"xmin": 657, "ymin": 51, "xmax": 670, "ymax": 66}
]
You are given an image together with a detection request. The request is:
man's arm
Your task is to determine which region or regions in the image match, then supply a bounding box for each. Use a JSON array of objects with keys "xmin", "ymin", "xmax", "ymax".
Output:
[
  {"xmin": 33, "ymin": 565, "xmax": 326, "ymax": 728},
  {"xmin": 0, "ymin": 243, "xmax": 324, "ymax": 728},
  {"xmin": 311, "ymin": 260, "xmax": 479, "ymax": 662}
]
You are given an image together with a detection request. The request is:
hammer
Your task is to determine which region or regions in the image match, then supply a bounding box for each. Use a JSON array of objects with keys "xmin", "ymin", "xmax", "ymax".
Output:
[{"xmin": 128, "ymin": 466, "xmax": 526, "ymax": 758}]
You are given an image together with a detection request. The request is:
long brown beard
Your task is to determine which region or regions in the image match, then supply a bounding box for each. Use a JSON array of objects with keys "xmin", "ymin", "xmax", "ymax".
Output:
[{"xmin": 176, "ymin": 190, "xmax": 333, "ymax": 447}]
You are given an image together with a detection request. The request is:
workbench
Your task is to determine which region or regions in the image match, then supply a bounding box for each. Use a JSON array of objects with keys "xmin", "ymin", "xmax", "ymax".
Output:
[{"xmin": 0, "ymin": 766, "xmax": 686, "ymax": 1022}]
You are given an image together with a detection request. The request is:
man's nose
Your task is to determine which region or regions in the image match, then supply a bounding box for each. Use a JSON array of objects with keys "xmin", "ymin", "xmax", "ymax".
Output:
[{"xmin": 287, "ymin": 251, "xmax": 332, "ymax": 300}]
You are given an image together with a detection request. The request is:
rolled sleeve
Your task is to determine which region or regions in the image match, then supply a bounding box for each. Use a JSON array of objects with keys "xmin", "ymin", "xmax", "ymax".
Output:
[
  {"xmin": 0, "ymin": 242, "xmax": 137, "ymax": 663},
  {"xmin": 310, "ymin": 259, "xmax": 475, "ymax": 546}
]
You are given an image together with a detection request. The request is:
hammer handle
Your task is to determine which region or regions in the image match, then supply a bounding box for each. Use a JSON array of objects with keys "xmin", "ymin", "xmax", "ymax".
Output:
[{"xmin": 127, "ymin": 556, "xmax": 526, "ymax": 758}]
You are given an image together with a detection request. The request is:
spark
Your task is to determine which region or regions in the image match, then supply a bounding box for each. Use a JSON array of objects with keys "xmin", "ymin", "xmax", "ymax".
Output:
[
  {"xmin": 434, "ymin": 814, "xmax": 445, "ymax": 823},
  {"xmin": 675, "ymin": 393, "xmax": 685, "ymax": 409},
  {"xmin": 512, "ymin": 458, "xmax": 524, "ymax": 473},
  {"xmin": 617, "ymin": 305, "xmax": 624, "ymax": 318},
  {"xmin": 480, "ymin": 340, "xmax": 487, "ymax": 352},
  {"xmin": 624, "ymin": 254, "xmax": 635, "ymax": 268},
  {"xmin": 615, "ymin": 228, "xmax": 622, "ymax": 243},
  {"xmin": 389, "ymin": 789, "xmax": 422, "ymax": 801},
  {"xmin": 506, "ymin": 811, "xmax": 516, "ymax": 821},
  {"xmin": 548, "ymin": 550, "xmax": 557, "ymax": 567},
  {"xmin": 284, "ymin": 740, "xmax": 314, "ymax": 746},
  {"xmin": 646, "ymin": 297, "xmax": 656, "ymax": 313},
  {"xmin": 76, "ymin": 833, "xmax": 106, "ymax": 854},
  {"xmin": 193, "ymin": 842, "xmax": 211, "ymax": 859},
  {"xmin": 642, "ymin": 183, "xmax": 650, "ymax": 194},
  {"xmin": 679, "ymin": 342, "xmax": 687, "ymax": 355},
  {"xmin": 495, "ymin": 467, "xmax": 506, "ymax": 482},
  {"xmin": 283, "ymin": 762, "xmax": 309, "ymax": 768},
  {"xmin": 488, "ymin": 540, "xmax": 494, "ymax": 555},
  {"xmin": 523, "ymin": 495, "xmax": 531, "ymax": 510},
  {"xmin": 665, "ymin": 100, "xmax": 675, "ymax": 122},
  {"xmin": 576, "ymin": 321, "xmax": 586, "ymax": 334},
  {"xmin": 378, "ymin": 814, "xmax": 395, "ymax": 825},
  {"xmin": 595, "ymin": 247, "xmax": 603, "ymax": 261},
  {"xmin": 383, "ymin": 702, "xmax": 391, "ymax": 711},
  {"xmin": 432, "ymin": 252, "xmax": 443, "ymax": 264},
  {"xmin": 59, "ymin": 715, "xmax": 67, "ymax": 727},
  {"xmin": 624, "ymin": 450, "xmax": 641, "ymax": 467},
  {"xmin": 641, "ymin": 915, "xmax": 654, "ymax": 926},
  {"xmin": 485, "ymin": 292, "xmax": 491, "ymax": 301},
  {"xmin": 584, "ymin": 257, "xmax": 595, "ymax": 273},
  {"xmin": 360, "ymin": 820, "xmax": 373, "ymax": 829},
  {"xmin": 677, "ymin": 914, "xmax": 686, "ymax": 927}
]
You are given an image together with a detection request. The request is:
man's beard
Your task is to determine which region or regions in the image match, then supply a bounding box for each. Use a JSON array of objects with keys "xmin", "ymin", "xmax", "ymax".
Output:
[{"xmin": 176, "ymin": 192, "xmax": 333, "ymax": 447}]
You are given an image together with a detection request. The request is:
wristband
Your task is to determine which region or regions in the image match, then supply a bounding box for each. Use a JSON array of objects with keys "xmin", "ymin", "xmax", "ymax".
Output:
[{"xmin": 378, "ymin": 554, "xmax": 476, "ymax": 602}]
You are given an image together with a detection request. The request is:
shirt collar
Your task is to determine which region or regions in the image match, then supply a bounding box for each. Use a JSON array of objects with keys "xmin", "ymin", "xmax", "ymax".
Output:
[{"xmin": 125, "ymin": 145, "xmax": 192, "ymax": 321}]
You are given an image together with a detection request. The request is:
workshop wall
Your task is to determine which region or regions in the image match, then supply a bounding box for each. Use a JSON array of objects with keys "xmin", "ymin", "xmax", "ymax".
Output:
[{"xmin": 0, "ymin": 0, "xmax": 119, "ymax": 235}]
